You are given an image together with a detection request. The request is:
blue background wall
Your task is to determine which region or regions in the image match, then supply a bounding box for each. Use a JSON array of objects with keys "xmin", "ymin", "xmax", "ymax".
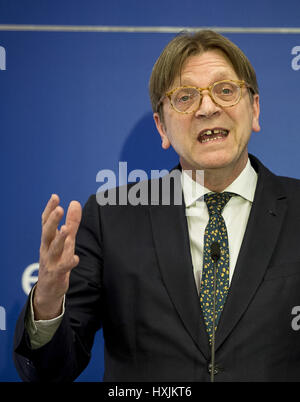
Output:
[{"xmin": 1, "ymin": 0, "xmax": 300, "ymax": 381}]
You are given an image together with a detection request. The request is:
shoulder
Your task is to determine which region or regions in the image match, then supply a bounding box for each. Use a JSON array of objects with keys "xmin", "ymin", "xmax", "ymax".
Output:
[
  {"xmin": 250, "ymin": 154, "xmax": 300, "ymax": 198},
  {"xmin": 276, "ymin": 175, "xmax": 300, "ymax": 196}
]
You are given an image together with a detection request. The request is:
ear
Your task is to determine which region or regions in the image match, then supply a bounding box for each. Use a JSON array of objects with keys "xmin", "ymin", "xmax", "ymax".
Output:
[
  {"xmin": 153, "ymin": 112, "xmax": 171, "ymax": 150},
  {"xmin": 251, "ymin": 94, "xmax": 261, "ymax": 133}
]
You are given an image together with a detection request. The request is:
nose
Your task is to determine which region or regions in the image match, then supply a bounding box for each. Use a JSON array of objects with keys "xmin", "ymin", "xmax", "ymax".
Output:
[{"xmin": 194, "ymin": 90, "xmax": 221, "ymax": 118}]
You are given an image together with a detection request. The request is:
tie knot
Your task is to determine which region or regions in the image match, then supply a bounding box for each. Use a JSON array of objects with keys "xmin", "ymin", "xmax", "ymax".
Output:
[{"xmin": 204, "ymin": 192, "xmax": 233, "ymax": 216}]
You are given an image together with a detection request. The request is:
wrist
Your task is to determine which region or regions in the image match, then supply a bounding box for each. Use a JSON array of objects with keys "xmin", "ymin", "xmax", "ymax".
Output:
[{"xmin": 33, "ymin": 286, "xmax": 64, "ymax": 320}]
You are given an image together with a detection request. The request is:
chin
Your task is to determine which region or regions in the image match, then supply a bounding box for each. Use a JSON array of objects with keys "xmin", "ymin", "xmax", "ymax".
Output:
[
  {"xmin": 195, "ymin": 153, "xmax": 234, "ymax": 170},
  {"xmin": 200, "ymin": 149, "xmax": 248, "ymax": 173}
]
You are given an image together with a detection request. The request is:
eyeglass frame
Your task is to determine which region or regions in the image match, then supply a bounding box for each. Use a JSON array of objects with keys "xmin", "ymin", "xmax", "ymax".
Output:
[{"xmin": 156, "ymin": 79, "xmax": 254, "ymax": 114}]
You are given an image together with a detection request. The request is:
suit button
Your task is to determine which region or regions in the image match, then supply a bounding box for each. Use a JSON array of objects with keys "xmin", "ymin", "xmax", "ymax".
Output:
[
  {"xmin": 208, "ymin": 363, "xmax": 221, "ymax": 375},
  {"xmin": 25, "ymin": 359, "xmax": 34, "ymax": 368}
]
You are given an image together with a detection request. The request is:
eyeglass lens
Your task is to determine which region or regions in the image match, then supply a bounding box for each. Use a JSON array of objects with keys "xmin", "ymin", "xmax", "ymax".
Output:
[{"xmin": 171, "ymin": 81, "xmax": 241, "ymax": 112}]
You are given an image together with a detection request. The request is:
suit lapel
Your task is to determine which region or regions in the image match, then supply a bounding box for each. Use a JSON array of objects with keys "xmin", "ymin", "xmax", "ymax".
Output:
[
  {"xmin": 149, "ymin": 170, "xmax": 211, "ymax": 360},
  {"xmin": 215, "ymin": 156, "xmax": 288, "ymax": 350}
]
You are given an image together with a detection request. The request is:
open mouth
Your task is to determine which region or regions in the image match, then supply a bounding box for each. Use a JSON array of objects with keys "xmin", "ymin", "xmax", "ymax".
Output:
[{"xmin": 198, "ymin": 128, "xmax": 229, "ymax": 144}]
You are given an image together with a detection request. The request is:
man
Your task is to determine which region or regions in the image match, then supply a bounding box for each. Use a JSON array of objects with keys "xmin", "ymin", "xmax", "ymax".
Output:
[{"xmin": 14, "ymin": 30, "xmax": 300, "ymax": 381}]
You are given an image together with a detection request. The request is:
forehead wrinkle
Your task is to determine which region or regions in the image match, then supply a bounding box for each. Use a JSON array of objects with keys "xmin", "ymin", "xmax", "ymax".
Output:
[
  {"xmin": 176, "ymin": 50, "xmax": 238, "ymax": 88},
  {"xmin": 179, "ymin": 70, "xmax": 235, "ymax": 87}
]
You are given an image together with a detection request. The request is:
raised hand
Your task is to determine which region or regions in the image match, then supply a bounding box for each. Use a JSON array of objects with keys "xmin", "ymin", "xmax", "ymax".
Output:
[{"xmin": 33, "ymin": 194, "xmax": 82, "ymax": 320}]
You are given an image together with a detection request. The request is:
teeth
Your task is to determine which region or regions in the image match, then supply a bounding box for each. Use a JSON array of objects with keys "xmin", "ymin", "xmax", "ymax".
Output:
[
  {"xmin": 201, "ymin": 136, "xmax": 223, "ymax": 143},
  {"xmin": 202, "ymin": 129, "xmax": 228, "ymax": 136},
  {"xmin": 199, "ymin": 129, "xmax": 229, "ymax": 143}
]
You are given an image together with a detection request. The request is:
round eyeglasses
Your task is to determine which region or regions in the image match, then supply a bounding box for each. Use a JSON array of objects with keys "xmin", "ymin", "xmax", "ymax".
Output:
[{"xmin": 158, "ymin": 79, "xmax": 253, "ymax": 114}]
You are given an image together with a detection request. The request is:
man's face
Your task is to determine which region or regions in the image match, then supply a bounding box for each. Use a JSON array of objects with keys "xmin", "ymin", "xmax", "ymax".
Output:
[{"xmin": 154, "ymin": 49, "xmax": 260, "ymax": 176}]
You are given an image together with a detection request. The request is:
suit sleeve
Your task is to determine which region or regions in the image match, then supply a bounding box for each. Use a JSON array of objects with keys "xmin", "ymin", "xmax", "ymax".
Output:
[{"xmin": 13, "ymin": 195, "xmax": 103, "ymax": 382}]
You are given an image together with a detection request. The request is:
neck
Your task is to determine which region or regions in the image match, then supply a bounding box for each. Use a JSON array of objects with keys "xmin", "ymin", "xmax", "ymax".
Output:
[{"xmin": 182, "ymin": 155, "xmax": 248, "ymax": 192}]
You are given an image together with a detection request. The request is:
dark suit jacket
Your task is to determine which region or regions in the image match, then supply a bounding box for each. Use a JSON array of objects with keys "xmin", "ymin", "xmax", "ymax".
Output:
[{"xmin": 13, "ymin": 155, "xmax": 300, "ymax": 382}]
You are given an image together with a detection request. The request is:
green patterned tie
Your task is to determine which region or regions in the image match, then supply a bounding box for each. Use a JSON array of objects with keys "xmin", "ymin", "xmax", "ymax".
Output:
[{"xmin": 200, "ymin": 192, "xmax": 233, "ymax": 343}]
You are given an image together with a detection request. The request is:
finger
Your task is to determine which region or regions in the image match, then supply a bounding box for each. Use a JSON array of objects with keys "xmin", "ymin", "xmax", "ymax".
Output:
[
  {"xmin": 59, "ymin": 236, "xmax": 80, "ymax": 273},
  {"xmin": 41, "ymin": 205, "xmax": 64, "ymax": 250},
  {"xmin": 47, "ymin": 225, "xmax": 69, "ymax": 261},
  {"xmin": 65, "ymin": 201, "xmax": 82, "ymax": 239},
  {"xmin": 42, "ymin": 194, "xmax": 60, "ymax": 226}
]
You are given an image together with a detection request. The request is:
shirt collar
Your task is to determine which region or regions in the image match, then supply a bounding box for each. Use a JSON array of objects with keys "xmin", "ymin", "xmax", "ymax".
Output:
[{"xmin": 181, "ymin": 158, "xmax": 258, "ymax": 208}]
